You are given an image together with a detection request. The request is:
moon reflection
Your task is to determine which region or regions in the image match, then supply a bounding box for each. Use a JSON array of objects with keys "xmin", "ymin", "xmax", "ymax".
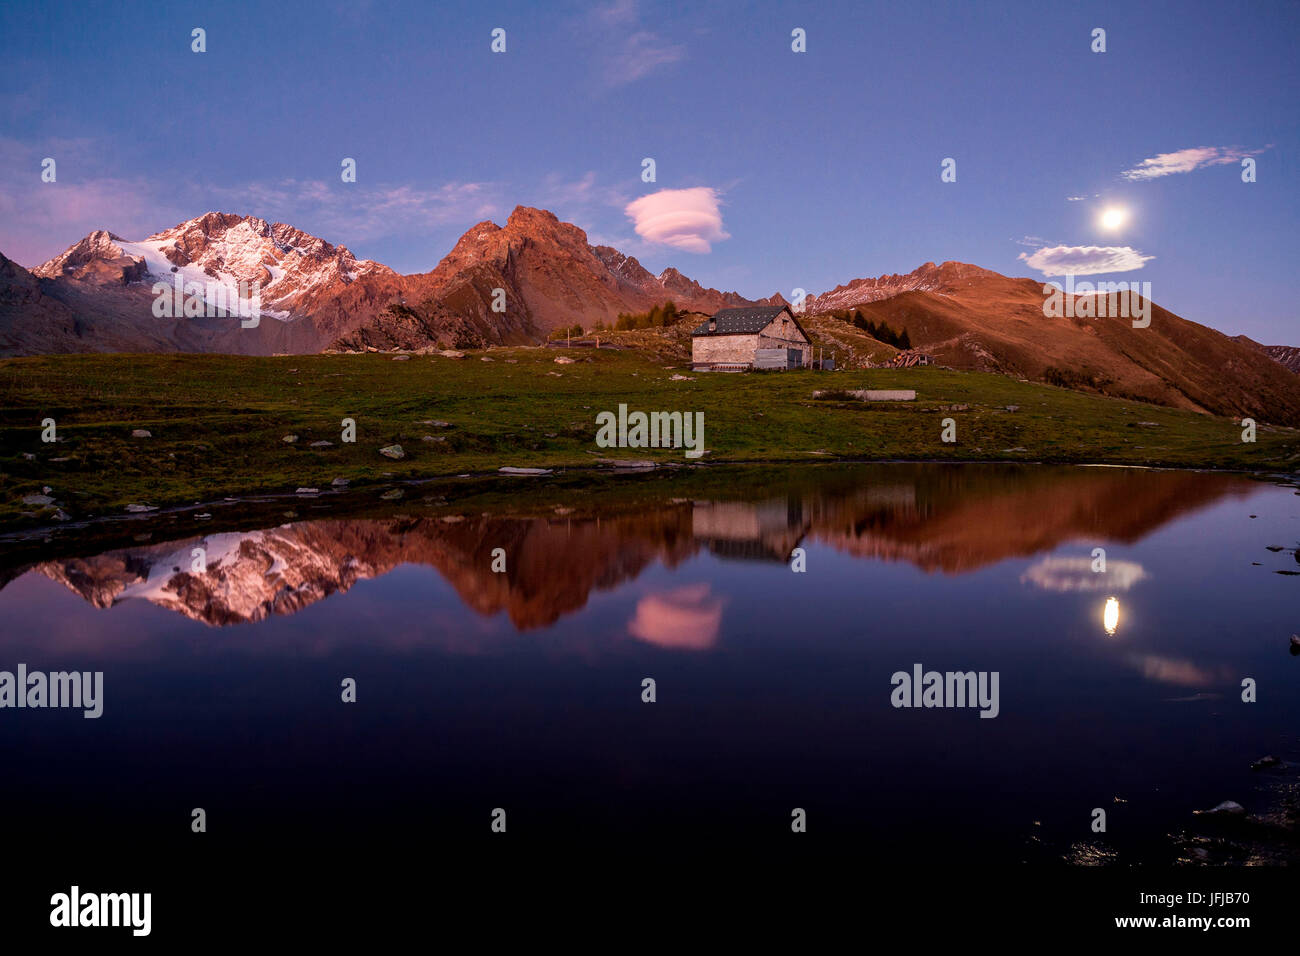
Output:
[{"xmin": 1103, "ymin": 596, "xmax": 1120, "ymax": 636}]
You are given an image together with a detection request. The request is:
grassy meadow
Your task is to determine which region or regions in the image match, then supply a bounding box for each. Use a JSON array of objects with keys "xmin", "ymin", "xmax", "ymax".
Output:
[{"xmin": 1, "ymin": 347, "xmax": 1297, "ymax": 528}]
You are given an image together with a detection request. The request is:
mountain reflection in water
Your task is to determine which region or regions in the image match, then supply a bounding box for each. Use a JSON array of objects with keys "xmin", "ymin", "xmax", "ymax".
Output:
[
  {"xmin": 1, "ymin": 462, "xmax": 1297, "ymax": 864},
  {"xmin": 4, "ymin": 464, "xmax": 1258, "ymax": 630}
]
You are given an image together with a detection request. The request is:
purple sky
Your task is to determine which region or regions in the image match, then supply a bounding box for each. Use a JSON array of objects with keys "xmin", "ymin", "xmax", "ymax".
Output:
[{"xmin": 1, "ymin": 0, "xmax": 1296, "ymax": 343}]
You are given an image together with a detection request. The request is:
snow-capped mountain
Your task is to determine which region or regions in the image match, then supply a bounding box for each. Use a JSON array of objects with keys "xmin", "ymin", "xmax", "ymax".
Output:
[
  {"xmin": 34, "ymin": 212, "xmax": 395, "ymax": 321},
  {"xmin": 5, "ymin": 207, "xmax": 773, "ymax": 354}
]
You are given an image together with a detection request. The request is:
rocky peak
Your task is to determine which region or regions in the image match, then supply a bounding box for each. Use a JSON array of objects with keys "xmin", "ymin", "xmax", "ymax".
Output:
[
  {"xmin": 591, "ymin": 245, "xmax": 654, "ymax": 284},
  {"xmin": 507, "ymin": 205, "xmax": 560, "ymax": 227},
  {"xmin": 806, "ymin": 260, "xmax": 1011, "ymax": 313},
  {"xmin": 148, "ymin": 212, "xmax": 389, "ymax": 279},
  {"xmin": 30, "ymin": 212, "xmax": 396, "ymax": 320},
  {"xmin": 505, "ymin": 205, "xmax": 593, "ymax": 251},
  {"xmin": 34, "ymin": 230, "xmax": 127, "ymax": 278}
]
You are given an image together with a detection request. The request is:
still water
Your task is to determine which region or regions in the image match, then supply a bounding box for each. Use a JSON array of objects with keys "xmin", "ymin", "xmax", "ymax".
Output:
[{"xmin": 1, "ymin": 463, "xmax": 1297, "ymax": 863}]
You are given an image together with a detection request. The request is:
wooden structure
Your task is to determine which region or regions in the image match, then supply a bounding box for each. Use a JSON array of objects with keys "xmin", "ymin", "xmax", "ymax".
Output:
[{"xmin": 888, "ymin": 349, "xmax": 934, "ymax": 368}]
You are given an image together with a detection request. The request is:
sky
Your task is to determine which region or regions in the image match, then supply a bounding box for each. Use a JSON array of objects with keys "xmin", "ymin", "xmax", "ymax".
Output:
[{"xmin": 1, "ymin": 0, "xmax": 1296, "ymax": 342}]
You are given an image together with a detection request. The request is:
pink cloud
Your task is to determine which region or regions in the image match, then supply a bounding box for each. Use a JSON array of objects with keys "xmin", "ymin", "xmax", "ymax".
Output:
[
  {"xmin": 628, "ymin": 583, "xmax": 724, "ymax": 650},
  {"xmin": 624, "ymin": 187, "xmax": 729, "ymax": 254}
]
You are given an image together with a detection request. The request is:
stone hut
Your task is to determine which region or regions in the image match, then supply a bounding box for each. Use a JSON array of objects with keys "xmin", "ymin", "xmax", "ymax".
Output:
[{"xmin": 690, "ymin": 305, "xmax": 812, "ymax": 371}]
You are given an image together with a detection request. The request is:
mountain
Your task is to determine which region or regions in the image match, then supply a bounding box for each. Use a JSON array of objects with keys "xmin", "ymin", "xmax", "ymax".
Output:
[
  {"xmin": 6, "ymin": 211, "xmax": 1299, "ymax": 425},
  {"xmin": 329, "ymin": 206, "xmax": 777, "ymax": 351},
  {"xmin": 805, "ymin": 260, "xmax": 983, "ymax": 312},
  {"xmin": 1262, "ymin": 345, "xmax": 1300, "ymax": 374},
  {"xmin": 2, "ymin": 207, "xmax": 772, "ymax": 355},
  {"xmin": 1233, "ymin": 335, "xmax": 1300, "ymax": 375},
  {"xmin": 0, "ymin": 251, "xmax": 92, "ymax": 352},
  {"xmin": 3, "ymin": 214, "xmax": 409, "ymax": 354},
  {"xmin": 34, "ymin": 213, "xmax": 402, "ymax": 328},
  {"xmin": 806, "ymin": 261, "xmax": 1300, "ymax": 425}
]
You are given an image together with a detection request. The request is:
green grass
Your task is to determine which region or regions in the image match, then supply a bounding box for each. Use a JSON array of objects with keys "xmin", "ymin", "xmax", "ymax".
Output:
[{"xmin": 2, "ymin": 348, "xmax": 1297, "ymax": 528}]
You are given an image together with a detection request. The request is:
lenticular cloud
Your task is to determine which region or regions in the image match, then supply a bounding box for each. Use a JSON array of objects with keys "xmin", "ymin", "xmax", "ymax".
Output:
[
  {"xmin": 1018, "ymin": 244, "xmax": 1154, "ymax": 277},
  {"xmin": 624, "ymin": 187, "xmax": 729, "ymax": 253}
]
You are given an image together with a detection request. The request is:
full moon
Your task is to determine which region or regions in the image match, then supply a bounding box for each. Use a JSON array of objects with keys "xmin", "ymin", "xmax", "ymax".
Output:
[{"xmin": 1099, "ymin": 207, "xmax": 1128, "ymax": 230}]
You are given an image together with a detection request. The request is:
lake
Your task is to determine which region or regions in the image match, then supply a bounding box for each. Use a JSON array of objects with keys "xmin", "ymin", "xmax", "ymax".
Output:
[{"xmin": 2, "ymin": 462, "xmax": 1297, "ymax": 868}]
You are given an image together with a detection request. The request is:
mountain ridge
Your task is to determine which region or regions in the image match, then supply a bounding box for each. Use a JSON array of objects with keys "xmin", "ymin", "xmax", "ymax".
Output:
[
  {"xmin": 3, "ymin": 207, "xmax": 1299, "ymax": 425},
  {"xmin": 4, "ymin": 206, "xmax": 776, "ymax": 354}
]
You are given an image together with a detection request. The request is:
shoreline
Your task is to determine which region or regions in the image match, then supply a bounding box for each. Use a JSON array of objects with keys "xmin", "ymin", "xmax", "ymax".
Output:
[
  {"xmin": 5, "ymin": 453, "xmax": 1298, "ymax": 542},
  {"xmin": 2, "ymin": 458, "xmax": 1293, "ymax": 566}
]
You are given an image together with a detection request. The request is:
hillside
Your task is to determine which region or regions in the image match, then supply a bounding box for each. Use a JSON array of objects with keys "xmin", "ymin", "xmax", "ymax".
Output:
[{"xmin": 805, "ymin": 261, "xmax": 1300, "ymax": 425}]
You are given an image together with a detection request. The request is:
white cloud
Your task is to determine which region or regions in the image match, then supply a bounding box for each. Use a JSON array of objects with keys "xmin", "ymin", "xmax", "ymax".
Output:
[
  {"xmin": 594, "ymin": 0, "xmax": 638, "ymax": 26},
  {"xmin": 206, "ymin": 179, "xmax": 500, "ymax": 242},
  {"xmin": 1018, "ymin": 244, "xmax": 1154, "ymax": 277},
  {"xmin": 1121, "ymin": 146, "xmax": 1264, "ymax": 181},
  {"xmin": 585, "ymin": 1, "xmax": 685, "ymax": 86},
  {"xmin": 0, "ymin": 152, "xmax": 502, "ymax": 268},
  {"xmin": 615, "ymin": 31, "xmax": 686, "ymax": 83},
  {"xmin": 534, "ymin": 171, "xmax": 630, "ymax": 214},
  {"xmin": 624, "ymin": 187, "xmax": 729, "ymax": 253}
]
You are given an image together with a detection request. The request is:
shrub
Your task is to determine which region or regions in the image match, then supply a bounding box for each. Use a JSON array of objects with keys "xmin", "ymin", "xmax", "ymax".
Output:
[{"xmin": 612, "ymin": 302, "xmax": 679, "ymax": 331}]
